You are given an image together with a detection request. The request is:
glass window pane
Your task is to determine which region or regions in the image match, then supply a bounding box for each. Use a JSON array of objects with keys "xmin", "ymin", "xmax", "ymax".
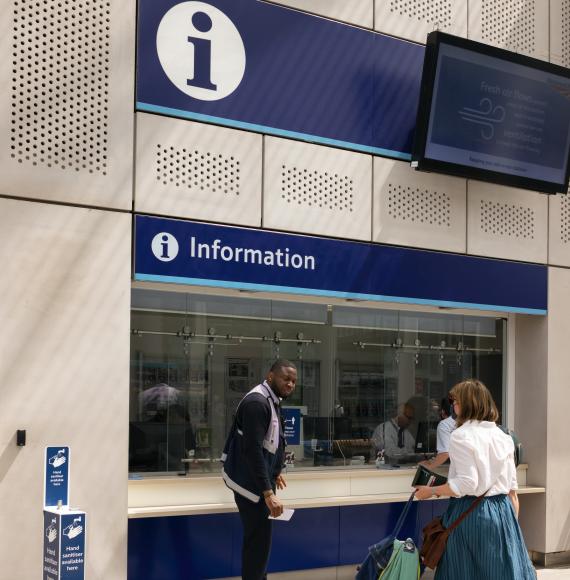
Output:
[{"xmin": 129, "ymin": 289, "xmax": 506, "ymax": 476}]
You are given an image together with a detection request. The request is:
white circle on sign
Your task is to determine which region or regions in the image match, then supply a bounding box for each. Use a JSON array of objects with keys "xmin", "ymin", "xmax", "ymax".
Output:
[
  {"xmin": 151, "ymin": 232, "xmax": 179, "ymax": 262},
  {"xmin": 157, "ymin": 1, "xmax": 246, "ymax": 101}
]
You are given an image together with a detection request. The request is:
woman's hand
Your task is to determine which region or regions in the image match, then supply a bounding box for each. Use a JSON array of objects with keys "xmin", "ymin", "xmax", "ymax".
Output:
[
  {"xmin": 414, "ymin": 485, "xmax": 435, "ymax": 500},
  {"xmin": 415, "ymin": 483, "xmax": 455, "ymax": 500},
  {"xmin": 275, "ymin": 474, "xmax": 287, "ymax": 490},
  {"xmin": 509, "ymin": 489, "xmax": 519, "ymax": 519}
]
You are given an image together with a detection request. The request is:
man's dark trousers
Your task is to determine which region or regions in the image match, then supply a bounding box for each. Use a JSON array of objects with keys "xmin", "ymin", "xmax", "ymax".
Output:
[{"xmin": 234, "ymin": 493, "xmax": 273, "ymax": 580}]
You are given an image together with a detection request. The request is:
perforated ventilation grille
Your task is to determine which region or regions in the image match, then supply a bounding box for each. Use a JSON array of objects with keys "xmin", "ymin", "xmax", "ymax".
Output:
[
  {"xmin": 387, "ymin": 184, "xmax": 451, "ymax": 226},
  {"xmin": 11, "ymin": 0, "xmax": 110, "ymax": 173},
  {"xmin": 560, "ymin": 195, "xmax": 570, "ymax": 243},
  {"xmin": 480, "ymin": 200, "xmax": 535, "ymax": 239},
  {"xmin": 280, "ymin": 165, "xmax": 353, "ymax": 211},
  {"xmin": 155, "ymin": 144, "xmax": 241, "ymax": 194},
  {"xmin": 389, "ymin": 0, "xmax": 452, "ymax": 28},
  {"xmin": 481, "ymin": 0, "xmax": 535, "ymax": 55},
  {"xmin": 562, "ymin": 1, "xmax": 570, "ymax": 67}
]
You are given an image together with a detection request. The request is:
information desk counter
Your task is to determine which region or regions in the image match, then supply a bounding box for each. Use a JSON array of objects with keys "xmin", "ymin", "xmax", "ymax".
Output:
[
  {"xmin": 128, "ymin": 463, "xmax": 543, "ymax": 518},
  {"xmin": 127, "ymin": 465, "xmax": 544, "ymax": 580}
]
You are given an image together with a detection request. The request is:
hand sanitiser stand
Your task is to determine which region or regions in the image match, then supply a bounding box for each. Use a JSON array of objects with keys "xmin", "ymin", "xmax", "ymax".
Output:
[{"xmin": 43, "ymin": 446, "xmax": 87, "ymax": 580}]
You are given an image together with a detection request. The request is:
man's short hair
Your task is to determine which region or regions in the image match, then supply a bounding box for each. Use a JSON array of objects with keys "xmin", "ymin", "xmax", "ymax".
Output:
[
  {"xmin": 270, "ymin": 359, "xmax": 296, "ymax": 373},
  {"xmin": 441, "ymin": 397, "xmax": 453, "ymax": 417}
]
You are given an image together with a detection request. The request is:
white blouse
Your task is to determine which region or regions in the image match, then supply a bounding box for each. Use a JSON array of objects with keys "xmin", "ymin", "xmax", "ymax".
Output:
[
  {"xmin": 447, "ymin": 420, "xmax": 518, "ymax": 497},
  {"xmin": 436, "ymin": 415, "xmax": 457, "ymax": 453}
]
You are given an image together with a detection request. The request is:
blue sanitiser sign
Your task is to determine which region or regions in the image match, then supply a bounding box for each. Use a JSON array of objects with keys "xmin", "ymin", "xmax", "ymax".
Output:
[
  {"xmin": 45, "ymin": 446, "xmax": 70, "ymax": 508},
  {"xmin": 43, "ymin": 509, "xmax": 86, "ymax": 580}
]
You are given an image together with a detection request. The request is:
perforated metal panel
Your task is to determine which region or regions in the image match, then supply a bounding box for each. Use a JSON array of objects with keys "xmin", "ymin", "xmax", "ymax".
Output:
[
  {"xmin": 468, "ymin": 0, "xmax": 548, "ymax": 60},
  {"xmin": 0, "ymin": 0, "xmax": 135, "ymax": 208},
  {"xmin": 467, "ymin": 181, "xmax": 547, "ymax": 263},
  {"xmin": 135, "ymin": 114, "xmax": 262, "ymax": 226},
  {"xmin": 373, "ymin": 158, "xmax": 466, "ymax": 252},
  {"xmin": 479, "ymin": 199, "xmax": 536, "ymax": 239},
  {"xmin": 281, "ymin": 165, "xmax": 354, "ymax": 212},
  {"xmin": 550, "ymin": 0, "xmax": 570, "ymax": 67},
  {"xmin": 265, "ymin": 0, "xmax": 373, "ymax": 28},
  {"xmin": 375, "ymin": 0, "xmax": 467, "ymax": 44},
  {"xmin": 264, "ymin": 137, "xmax": 372, "ymax": 240},
  {"xmin": 561, "ymin": 196, "xmax": 570, "ymax": 244},
  {"xmin": 548, "ymin": 193, "xmax": 570, "ymax": 267}
]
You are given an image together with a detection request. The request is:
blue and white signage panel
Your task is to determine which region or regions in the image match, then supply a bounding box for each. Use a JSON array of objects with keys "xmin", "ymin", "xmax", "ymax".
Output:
[
  {"xmin": 43, "ymin": 509, "xmax": 86, "ymax": 580},
  {"xmin": 281, "ymin": 408, "xmax": 301, "ymax": 445},
  {"xmin": 136, "ymin": 0, "xmax": 424, "ymax": 158},
  {"xmin": 43, "ymin": 511, "xmax": 60, "ymax": 580},
  {"xmin": 45, "ymin": 446, "xmax": 70, "ymax": 508},
  {"xmin": 426, "ymin": 43, "xmax": 570, "ymax": 184},
  {"xmin": 134, "ymin": 215, "xmax": 547, "ymax": 314}
]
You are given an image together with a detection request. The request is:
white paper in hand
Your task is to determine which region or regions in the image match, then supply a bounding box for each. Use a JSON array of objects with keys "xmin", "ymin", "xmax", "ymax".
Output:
[{"xmin": 268, "ymin": 508, "xmax": 295, "ymax": 521}]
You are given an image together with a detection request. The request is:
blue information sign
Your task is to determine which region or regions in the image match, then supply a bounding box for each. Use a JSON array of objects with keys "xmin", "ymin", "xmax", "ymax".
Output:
[
  {"xmin": 134, "ymin": 215, "xmax": 547, "ymax": 314},
  {"xmin": 136, "ymin": 0, "xmax": 424, "ymax": 158},
  {"xmin": 281, "ymin": 408, "xmax": 301, "ymax": 445}
]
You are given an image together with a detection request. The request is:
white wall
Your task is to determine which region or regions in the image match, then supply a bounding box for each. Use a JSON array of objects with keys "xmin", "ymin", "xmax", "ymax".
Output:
[
  {"xmin": 515, "ymin": 267, "xmax": 570, "ymax": 555},
  {"xmin": 545, "ymin": 267, "xmax": 570, "ymax": 552},
  {"xmin": 0, "ymin": 199, "xmax": 131, "ymax": 579},
  {"xmin": 515, "ymin": 313, "xmax": 548, "ymax": 552}
]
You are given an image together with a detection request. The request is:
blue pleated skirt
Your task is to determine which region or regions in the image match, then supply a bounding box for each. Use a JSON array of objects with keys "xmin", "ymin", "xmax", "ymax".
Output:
[{"xmin": 434, "ymin": 494, "xmax": 536, "ymax": 580}]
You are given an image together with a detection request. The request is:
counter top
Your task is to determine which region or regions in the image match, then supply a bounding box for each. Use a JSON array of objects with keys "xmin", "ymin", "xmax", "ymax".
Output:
[{"xmin": 128, "ymin": 464, "xmax": 544, "ymax": 518}]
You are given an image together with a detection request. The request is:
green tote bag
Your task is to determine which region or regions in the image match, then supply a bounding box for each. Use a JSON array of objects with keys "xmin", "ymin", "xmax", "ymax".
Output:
[{"xmin": 378, "ymin": 539, "xmax": 420, "ymax": 580}]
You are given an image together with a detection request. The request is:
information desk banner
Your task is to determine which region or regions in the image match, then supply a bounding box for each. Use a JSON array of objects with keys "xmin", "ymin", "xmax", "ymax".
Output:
[
  {"xmin": 43, "ymin": 509, "xmax": 86, "ymax": 580},
  {"xmin": 134, "ymin": 216, "xmax": 547, "ymax": 314},
  {"xmin": 136, "ymin": 0, "xmax": 424, "ymax": 159}
]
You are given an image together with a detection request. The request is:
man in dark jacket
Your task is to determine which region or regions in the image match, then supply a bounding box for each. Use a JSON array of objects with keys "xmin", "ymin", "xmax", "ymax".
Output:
[{"xmin": 222, "ymin": 359, "xmax": 297, "ymax": 580}]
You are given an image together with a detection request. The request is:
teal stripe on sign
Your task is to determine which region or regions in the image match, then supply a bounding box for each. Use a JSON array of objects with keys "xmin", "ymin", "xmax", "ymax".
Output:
[
  {"xmin": 133, "ymin": 273, "xmax": 546, "ymax": 315},
  {"xmin": 136, "ymin": 102, "xmax": 413, "ymax": 161}
]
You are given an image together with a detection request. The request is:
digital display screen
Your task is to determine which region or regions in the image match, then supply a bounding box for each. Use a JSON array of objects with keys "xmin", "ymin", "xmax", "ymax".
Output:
[{"xmin": 414, "ymin": 33, "xmax": 570, "ymax": 193}]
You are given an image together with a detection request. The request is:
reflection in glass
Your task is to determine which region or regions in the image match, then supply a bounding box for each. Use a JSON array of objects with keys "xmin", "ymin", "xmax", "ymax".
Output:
[{"xmin": 129, "ymin": 290, "xmax": 506, "ymax": 476}]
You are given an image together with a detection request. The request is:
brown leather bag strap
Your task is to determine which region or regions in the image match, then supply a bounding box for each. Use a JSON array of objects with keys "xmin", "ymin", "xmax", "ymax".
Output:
[{"xmin": 446, "ymin": 491, "xmax": 488, "ymax": 532}]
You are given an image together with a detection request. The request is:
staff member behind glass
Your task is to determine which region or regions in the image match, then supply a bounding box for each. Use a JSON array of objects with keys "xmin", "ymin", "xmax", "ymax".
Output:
[
  {"xmin": 371, "ymin": 402, "xmax": 416, "ymax": 457},
  {"xmin": 414, "ymin": 379, "xmax": 535, "ymax": 579},
  {"xmin": 222, "ymin": 359, "xmax": 297, "ymax": 580},
  {"xmin": 419, "ymin": 395, "xmax": 456, "ymax": 469}
]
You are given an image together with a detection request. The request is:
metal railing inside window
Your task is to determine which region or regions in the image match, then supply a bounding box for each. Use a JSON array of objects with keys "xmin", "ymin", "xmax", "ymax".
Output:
[{"xmin": 128, "ymin": 289, "xmax": 506, "ymax": 476}]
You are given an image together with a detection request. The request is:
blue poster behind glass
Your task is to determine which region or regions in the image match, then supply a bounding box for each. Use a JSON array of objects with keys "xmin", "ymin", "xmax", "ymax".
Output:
[
  {"xmin": 45, "ymin": 446, "xmax": 70, "ymax": 508},
  {"xmin": 134, "ymin": 215, "xmax": 547, "ymax": 314},
  {"xmin": 136, "ymin": 0, "xmax": 424, "ymax": 158},
  {"xmin": 281, "ymin": 408, "xmax": 301, "ymax": 445}
]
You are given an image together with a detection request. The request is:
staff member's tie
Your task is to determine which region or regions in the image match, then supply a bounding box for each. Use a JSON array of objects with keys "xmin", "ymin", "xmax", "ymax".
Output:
[{"xmin": 398, "ymin": 427, "xmax": 405, "ymax": 448}]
